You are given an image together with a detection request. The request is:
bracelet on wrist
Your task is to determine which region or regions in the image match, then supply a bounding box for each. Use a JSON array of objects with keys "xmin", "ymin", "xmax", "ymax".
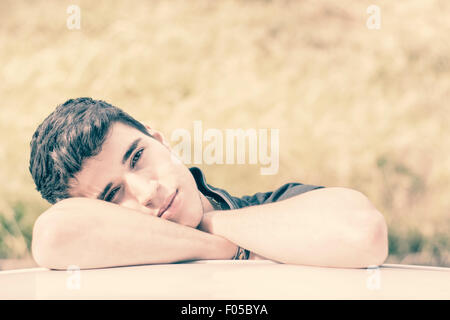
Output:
[{"xmin": 233, "ymin": 246, "xmax": 250, "ymax": 260}]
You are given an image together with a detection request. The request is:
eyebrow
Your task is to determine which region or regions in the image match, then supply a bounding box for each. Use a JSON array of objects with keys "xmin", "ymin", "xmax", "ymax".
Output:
[
  {"xmin": 96, "ymin": 138, "xmax": 141, "ymax": 200},
  {"xmin": 122, "ymin": 138, "xmax": 141, "ymax": 165}
]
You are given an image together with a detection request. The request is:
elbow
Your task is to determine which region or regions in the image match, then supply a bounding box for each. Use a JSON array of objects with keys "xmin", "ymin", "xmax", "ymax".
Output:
[
  {"xmin": 338, "ymin": 188, "xmax": 389, "ymax": 267},
  {"xmin": 31, "ymin": 211, "xmax": 66, "ymax": 270},
  {"xmin": 358, "ymin": 209, "xmax": 389, "ymax": 268},
  {"xmin": 32, "ymin": 198, "xmax": 87, "ymax": 270}
]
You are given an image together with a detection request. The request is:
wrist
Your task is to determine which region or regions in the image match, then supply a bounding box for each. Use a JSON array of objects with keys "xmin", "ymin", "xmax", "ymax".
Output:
[
  {"xmin": 197, "ymin": 209, "xmax": 221, "ymax": 234},
  {"xmin": 196, "ymin": 211, "xmax": 236, "ymax": 259},
  {"xmin": 198, "ymin": 210, "xmax": 244, "ymax": 260},
  {"xmin": 202, "ymin": 234, "xmax": 238, "ymax": 260}
]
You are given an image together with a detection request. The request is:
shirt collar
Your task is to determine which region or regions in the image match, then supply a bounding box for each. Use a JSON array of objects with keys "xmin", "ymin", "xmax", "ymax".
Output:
[{"xmin": 188, "ymin": 166, "xmax": 235, "ymax": 210}]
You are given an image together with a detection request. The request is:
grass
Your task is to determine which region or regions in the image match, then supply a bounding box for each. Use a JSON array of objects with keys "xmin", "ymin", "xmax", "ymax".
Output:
[{"xmin": 0, "ymin": 0, "xmax": 449, "ymax": 268}]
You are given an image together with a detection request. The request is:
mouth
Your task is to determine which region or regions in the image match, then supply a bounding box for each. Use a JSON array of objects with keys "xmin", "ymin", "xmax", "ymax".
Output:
[{"xmin": 157, "ymin": 189, "xmax": 178, "ymax": 217}]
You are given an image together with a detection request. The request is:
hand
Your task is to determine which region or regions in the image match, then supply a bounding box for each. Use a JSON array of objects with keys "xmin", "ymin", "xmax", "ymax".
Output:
[
  {"xmin": 205, "ymin": 234, "xmax": 239, "ymax": 260},
  {"xmin": 197, "ymin": 209, "xmax": 219, "ymax": 234},
  {"xmin": 197, "ymin": 210, "xmax": 238, "ymax": 260}
]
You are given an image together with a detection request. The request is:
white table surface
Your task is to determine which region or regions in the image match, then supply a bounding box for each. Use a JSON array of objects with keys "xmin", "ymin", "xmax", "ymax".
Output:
[{"xmin": 1, "ymin": 260, "xmax": 449, "ymax": 299}]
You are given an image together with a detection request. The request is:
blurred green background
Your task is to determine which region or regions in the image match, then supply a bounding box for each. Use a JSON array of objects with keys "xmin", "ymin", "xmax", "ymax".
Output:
[{"xmin": 0, "ymin": 0, "xmax": 449, "ymax": 270}]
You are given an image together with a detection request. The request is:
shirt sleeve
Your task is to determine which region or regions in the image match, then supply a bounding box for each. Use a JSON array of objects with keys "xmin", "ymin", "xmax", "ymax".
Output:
[{"xmin": 234, "ymin": 182, "xmax": 325, "ymax": 208}]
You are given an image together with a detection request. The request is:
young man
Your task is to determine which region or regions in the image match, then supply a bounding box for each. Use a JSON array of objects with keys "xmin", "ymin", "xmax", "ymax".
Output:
[{"xmin": 29, "ymin": 98, "xmax": 388, "ymax": 270}]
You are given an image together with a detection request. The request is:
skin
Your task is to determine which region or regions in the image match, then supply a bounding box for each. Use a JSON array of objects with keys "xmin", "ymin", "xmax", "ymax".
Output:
[
  {"xmin": 32, "ymin": 121, "xmax": 388, "ymax": 269},
  {"xmin": 69, "ymin": 122, "xmax": 214, "ymax": 229}
]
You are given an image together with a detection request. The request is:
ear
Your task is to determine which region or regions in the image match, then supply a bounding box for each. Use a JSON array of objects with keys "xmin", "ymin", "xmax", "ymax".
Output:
[{"xmin": 144, "ymin": 124, "xmax": 171, "ymax": 150}]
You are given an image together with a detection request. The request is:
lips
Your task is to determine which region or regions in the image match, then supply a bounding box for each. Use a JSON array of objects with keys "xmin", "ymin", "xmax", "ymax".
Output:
[{"xmin": 157, "ymin": 190, "xmax": 178, "ymax": 217}]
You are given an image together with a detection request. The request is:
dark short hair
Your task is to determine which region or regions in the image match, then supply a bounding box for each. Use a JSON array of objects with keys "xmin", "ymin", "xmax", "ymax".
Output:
[{"xmin": 29, "ymin": 97, "xmax": 151, "ymax": 204}]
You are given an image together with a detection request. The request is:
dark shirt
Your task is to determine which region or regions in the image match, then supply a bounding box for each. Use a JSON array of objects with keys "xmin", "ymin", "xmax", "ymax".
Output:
[{"xmin": 189, "ymin": 167, "xmax": 326, "ymax": 259}]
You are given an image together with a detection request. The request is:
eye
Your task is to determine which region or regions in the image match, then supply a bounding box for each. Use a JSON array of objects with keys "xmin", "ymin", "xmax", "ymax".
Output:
[
  {"xmin": 131, "ymin": 148, "xmax": 144, "ymax": 169},
  {"xmin": 105, "ymin": 186, "xmax": 120, "ymax": 202}
]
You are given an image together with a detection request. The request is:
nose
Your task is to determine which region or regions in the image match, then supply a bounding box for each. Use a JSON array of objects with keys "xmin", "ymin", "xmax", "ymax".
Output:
[{"xmin": 124, "ymin": 173, "xmax": 159, "ymax": 208}]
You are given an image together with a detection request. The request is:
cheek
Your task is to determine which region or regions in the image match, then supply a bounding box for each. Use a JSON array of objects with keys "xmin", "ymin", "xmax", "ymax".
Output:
[
  {"xmin": 175, "ymin": 172, "xmax": 203, "ymax": 224},
  {"xmin": 187, "ymin": 185, "xmax": 204, "ymax": 217},
  {"xmin": 145, "ymin": 148, "xmax": 181, "ymax": 178},
  {"xmin": 182, "ymin": 194, "xmax": 204, "ymax": 228},
  {"xmin": 120, "ymin": 198, "xmax": 150, "ymax": 214}
]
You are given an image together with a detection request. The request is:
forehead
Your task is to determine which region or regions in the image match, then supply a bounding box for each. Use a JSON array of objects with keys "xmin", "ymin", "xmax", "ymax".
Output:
[
  {"xmin": 69, "ymin": 122, "xmax": 147, "ymax": 198},
  {"xmin": 101, "ymin": 121, "xmax": 142, "ymax": 149}
]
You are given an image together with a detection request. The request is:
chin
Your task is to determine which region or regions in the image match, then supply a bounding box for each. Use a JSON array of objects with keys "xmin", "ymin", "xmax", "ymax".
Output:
[
  {"xmin": 176, "ymin": 198, "xmax": 203, "ymax": 228},
  {"xmin": 181, "ymin": 208, "xmax": 203, "ymax": 228},
  {"xmin": 179, "ymin": 188, "xmax": 204, "ymax": 228}
]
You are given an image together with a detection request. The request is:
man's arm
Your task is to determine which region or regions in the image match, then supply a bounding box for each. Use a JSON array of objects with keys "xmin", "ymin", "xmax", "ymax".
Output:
[
  {"xmin": 199, "ymin": 187, "xmax": 388, "ymax": 268},
  {"xmin": 32, "ymin": 197, "xmax": 238, "ymax": 270}
]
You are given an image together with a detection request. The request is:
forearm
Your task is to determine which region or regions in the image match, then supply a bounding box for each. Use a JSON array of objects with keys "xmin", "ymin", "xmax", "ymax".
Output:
[
  {"xmin": 32, "ymin": 198, "xmax": 237, "ymax": 270},
  {"xmin": 202, "ymin": 187, "xmax": 388, "ymax": 268}
]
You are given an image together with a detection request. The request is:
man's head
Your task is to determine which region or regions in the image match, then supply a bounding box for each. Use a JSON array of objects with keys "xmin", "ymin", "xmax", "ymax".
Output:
[{"xmin": 30, "ymin": 97, "xmax": 208, "ymax": 227}]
